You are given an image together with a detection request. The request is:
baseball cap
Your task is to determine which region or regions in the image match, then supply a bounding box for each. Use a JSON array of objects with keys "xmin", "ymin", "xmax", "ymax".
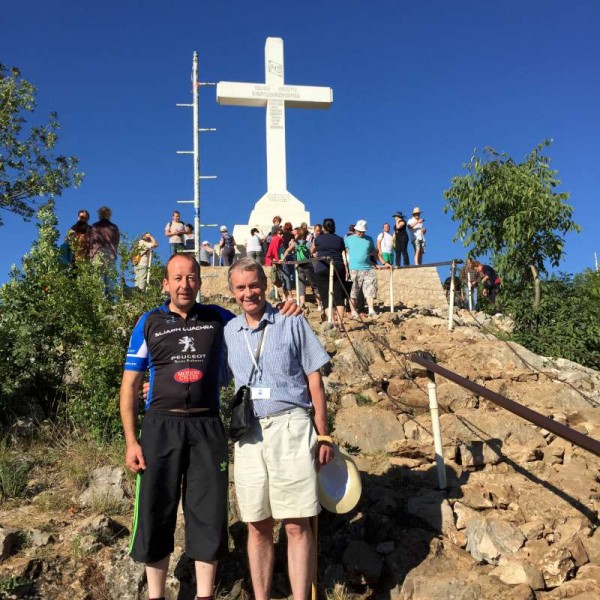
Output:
[{"xmin": 220, "ymin": 225, "xmax": 228, "ymax": 232}]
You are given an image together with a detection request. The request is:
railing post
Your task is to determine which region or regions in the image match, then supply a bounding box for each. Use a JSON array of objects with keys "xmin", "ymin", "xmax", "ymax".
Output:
[
  {"xmin": 467, "ymin": 271, "xmax": 473, "ymax": 311},
  {"xmin": 426, "ymin": 370, "xmax": 447, "ymax": 490},
  {"xmin": 448, "ymin": 260, "xmax": 456, "ymax": 331},
  {"xmin": 389, "ymin": 267, "xmax": 395, "ymax": 314},
  {"xmin": 295, "ymin": 263, "xmax": 300, "ymax": 304},
  {"xmin": 328, "ymin": 259, "xmax": 334, "ymax": 324}
]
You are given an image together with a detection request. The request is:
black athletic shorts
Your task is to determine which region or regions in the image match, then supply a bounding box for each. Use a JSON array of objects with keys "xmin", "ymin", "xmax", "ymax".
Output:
[{"xmin": 128, "ymin": 411, "xmax": 229, "ymax": 564}]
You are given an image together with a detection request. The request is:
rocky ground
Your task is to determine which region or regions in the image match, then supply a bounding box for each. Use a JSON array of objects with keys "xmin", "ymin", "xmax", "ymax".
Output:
[{"xmin": 0, "ymin": 302, "xmax": 599, "ymax": 599}]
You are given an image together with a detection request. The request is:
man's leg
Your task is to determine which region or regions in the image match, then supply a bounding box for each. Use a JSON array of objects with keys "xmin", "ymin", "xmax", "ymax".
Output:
[
  {"xmin": 285, "ymin": 518, "xmax": 314, "ymax": 600},
  {"xmin": 146, "ymin": 556, "xmax": 169, "ymax": 599},
  {"xmin": 247, "ymin": 517, "xmax": 275, "ymax": 600},
  {"xmin": 195, "ymin": 560, "xmax": 217, "ymax": 597}
]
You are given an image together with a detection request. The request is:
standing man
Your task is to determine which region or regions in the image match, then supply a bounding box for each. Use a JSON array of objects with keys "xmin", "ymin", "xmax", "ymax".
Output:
[
  {"xmin": 344, "ymin": 220, "xmax": 389, "ymax": 319},
  {"xmin": 120, "ymin": 254, "xmax": 232, "ymax": 600},
  {"xmin": 89, "ymin": 206, "xmax": 120, "ymax": 295},
  {"xmin": 165, "ymin": 210, "xmax": 185, "ymax": 255},
  {"xmin": 392, "ymin": 211, "xmax": 410, "ymax": 267},
  {"xmin": 218, "ymin": 225, "xmax": 236, "ymax": 266},
  {"xmin": 224, "ymin": 258, "xmax": 333, "ymax": 600},
  {"xmin": 407, "ymin": 207, "xmax": 425, "ymax": 254},
  {"xmin": 376, "ymin": 223, "xmax": 394, "ymax": 265}
]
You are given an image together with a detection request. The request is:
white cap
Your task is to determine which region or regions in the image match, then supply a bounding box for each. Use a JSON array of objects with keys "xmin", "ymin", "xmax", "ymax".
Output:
[
  {"xmin": 354, "ymin": 219, "xmax": 367, "ymax": 232},
  {"xmin": 220, "ymin": 225, "xmax": 228, "ymax": 232}
]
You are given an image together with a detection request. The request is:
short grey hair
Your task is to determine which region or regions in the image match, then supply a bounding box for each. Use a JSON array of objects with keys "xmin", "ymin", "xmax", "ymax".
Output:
[{"xmin": 228, "ymin": 258, "xmax": 267, "ymax": 291}]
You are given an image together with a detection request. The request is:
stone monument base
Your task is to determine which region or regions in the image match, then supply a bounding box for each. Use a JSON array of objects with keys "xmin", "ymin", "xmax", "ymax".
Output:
[{"xmin": 231, "ymin": 190, "xmax": 311, "ymax": 255}]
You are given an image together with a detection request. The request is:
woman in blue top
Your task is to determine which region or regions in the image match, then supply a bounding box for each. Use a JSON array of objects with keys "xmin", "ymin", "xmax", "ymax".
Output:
[{"xmin": 312, "ymin": 218, "xmax": 348, "ymax": 328}]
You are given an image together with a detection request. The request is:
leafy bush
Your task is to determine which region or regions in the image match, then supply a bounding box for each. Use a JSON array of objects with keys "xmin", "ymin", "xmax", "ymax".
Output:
[
  {"xmin": 0, "ymin": 201, "xmax": 165, "ymax": 439},
  {"xmin": 501, "ymin": 271, "xmax": 600, "ymax": 370}
]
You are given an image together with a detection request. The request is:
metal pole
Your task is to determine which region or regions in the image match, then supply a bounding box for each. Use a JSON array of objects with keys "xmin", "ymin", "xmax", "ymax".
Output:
[
  {"xmin": 427, "ymin": 376, "xmax": 447, "ymax": 490},
  {"xmin": 328, "ymin": 260, "xmax": 334, "ymax": 324},
  {"xmin": 467, "ymin": 271, "xmax": 473, "ymax": 311},
  {"xmin": 295, "ymin": 263, "xmax": 300, "ymax": 304},
  {"xmin": 389, "ymin": 267, "xmax": 395, "ymax": 314},
  {"xmin": 191, "ymin": 52, "xmax": 202, "ymax": 301},
  {"xmin": 448, "ymin": 260, "xmax": 456, "ymax": 331}
]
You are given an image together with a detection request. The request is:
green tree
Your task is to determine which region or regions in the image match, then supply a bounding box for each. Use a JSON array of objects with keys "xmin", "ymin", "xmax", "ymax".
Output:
[
  {"xmin": 0, "ymin": 65, "xmax": 83, "ymax": 225},
  {"xmin": 443, "ymin": 141, "xmax": 580, "ymax": 284},
  {"xmin": 0, "ymin": 201, "xmax": 166, "ymax": 438}
]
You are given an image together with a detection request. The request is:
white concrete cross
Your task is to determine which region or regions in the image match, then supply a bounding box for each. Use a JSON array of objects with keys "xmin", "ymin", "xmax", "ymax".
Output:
[
  {"xmin": 217, "ymin": 37, "xmax": 333, "ymax": 195},
  {"xmin": 216, "ymin": 37, "xmax": 332, "ymax": 245}
]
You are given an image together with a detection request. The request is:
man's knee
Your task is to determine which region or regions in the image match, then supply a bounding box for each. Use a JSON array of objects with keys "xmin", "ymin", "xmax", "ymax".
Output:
[
  {"xmin": 283, "ymin": 517, "xmax": 311, "ymax": 539},
  {"xmin": 248, "ymin": 517, "xmax": 274, "ymax": 540}
]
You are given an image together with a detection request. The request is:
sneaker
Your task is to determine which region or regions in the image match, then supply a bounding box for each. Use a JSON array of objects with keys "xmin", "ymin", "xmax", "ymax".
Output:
[
  {"xmin": 367, "ymin": 311, "xmax": 379, "ymax": 318},
  {"xmin": 350, "ymin": 314, "xmax": 360, "ymax": 321}
]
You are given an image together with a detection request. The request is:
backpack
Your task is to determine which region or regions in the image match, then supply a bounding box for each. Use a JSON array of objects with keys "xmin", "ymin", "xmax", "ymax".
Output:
[
  {"xmin": 295, "ymin": 240, "xmax": 310, "ymax": 262},
  {"xmin": 222, "ymin": 234, "xmax": 235, "ymax": 250}
]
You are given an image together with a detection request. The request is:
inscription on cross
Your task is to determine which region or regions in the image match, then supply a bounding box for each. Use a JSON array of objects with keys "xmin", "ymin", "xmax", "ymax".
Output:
[{"xmin": 217, "ymin": 37, "xmax": 333, "ymax": 239}]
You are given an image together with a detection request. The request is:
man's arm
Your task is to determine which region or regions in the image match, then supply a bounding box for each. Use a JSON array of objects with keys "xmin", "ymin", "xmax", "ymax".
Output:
[
  {"xmin": 120, "ymin": 370, "xmax": 146, "ymax": 473},
  {"xmin": 307, "ymin": 370, "xmax": 334, "ymax": 467}
]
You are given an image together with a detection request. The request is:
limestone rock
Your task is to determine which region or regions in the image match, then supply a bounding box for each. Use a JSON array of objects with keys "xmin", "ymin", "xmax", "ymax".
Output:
[
  {"xmin": 406, "ymin": 492, "xmax": 456, "ymax": 536},
  {"xmin": 78, "ymin": 465, "xmax": 128, "ymax": 508},
  {"xmin": 76, "ymin": 515, "xmax": 128, "ymax": 546},
  {"xmin": 457, "ymin": 439, "xmax": 503, "ymax": 467},
  {"xmin": 490, "ymin": 557, "xmax": 545, "ymax": 590},
  {"xmin": 333, "ymin": 406, "xmax": 405, "ymax": 454},
  {"xmin": 465, "ymin": 517, "xmax": 525, "ymax": 564},
  {"xmin": 537, "ymin": 547, "xmax": 576, "ymax": 589},
  {"xmin": 103, "ymin": 547, "xmax": 147, "ymax": 599},
  {"xmin": 342, "ymin": 540, "xmax": 383, "ymax": 585},
  {"xmin": 453, "ymin": 501, "xmax": 479, "ymax": 530}
]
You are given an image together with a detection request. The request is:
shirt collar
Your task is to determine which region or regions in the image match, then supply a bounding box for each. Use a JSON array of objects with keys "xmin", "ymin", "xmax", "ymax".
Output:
[{"xmin": 235, "ymin": 302, "xmax": 277, "ymax": 331}]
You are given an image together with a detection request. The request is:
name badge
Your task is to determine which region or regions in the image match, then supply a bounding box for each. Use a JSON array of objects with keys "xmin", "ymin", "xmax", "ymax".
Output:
[{"xmin": 251, "ymin": 387, "xmax": 271, "ymax": 400}]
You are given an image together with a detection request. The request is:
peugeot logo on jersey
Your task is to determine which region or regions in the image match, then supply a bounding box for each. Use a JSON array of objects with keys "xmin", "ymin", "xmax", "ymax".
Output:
[{"xmin": 179, "ymin": 336, "xmax": 196, "ymax": 352}]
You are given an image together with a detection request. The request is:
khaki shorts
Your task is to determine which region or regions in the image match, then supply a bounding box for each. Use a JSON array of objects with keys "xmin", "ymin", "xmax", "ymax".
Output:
[
  {"xmin": 234, "ymin": 408, "xmax": 319, "ymax": 522},
  {"xmin": 351, "ymin": 269, "xmax": 378, "ymax": 300}
]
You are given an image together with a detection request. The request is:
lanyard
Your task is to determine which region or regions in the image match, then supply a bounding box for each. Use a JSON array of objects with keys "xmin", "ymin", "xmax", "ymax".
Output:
[{"xmin": 243, "ymin": 325, "xmax": 268, "ymax": 384}]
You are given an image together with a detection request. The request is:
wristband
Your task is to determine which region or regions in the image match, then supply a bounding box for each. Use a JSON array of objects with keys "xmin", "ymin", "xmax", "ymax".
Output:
[{"xmin": 317, "ymin": 435, "xmax": 333, "ymax": 444}]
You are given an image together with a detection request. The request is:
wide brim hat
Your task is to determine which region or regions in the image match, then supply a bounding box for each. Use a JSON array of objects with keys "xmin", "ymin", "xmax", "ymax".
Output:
[
  {"xmin": 354, "ymin": 219, "xmax": 367, "ymax": 232},
  {"xmin": 392, "ymin": 211, "xmax": 404, "ymax": 218},
  {"xmin": 317, "ymin": 445, "xmax": 362, "ymax": 514},
  {"xmin": 412, "ymin": 207, "xmax": 422, "ymax": 215}
]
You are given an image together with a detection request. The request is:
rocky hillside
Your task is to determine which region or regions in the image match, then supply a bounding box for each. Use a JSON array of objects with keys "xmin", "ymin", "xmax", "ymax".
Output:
[{"xmin": 0, "ymin": 305, "xmax": 599, "ymax": 600}]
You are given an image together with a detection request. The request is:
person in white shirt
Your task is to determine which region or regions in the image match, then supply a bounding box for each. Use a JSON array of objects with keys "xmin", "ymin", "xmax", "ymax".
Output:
[
  {"xmin": 408, "ymin": 207, "xmax": 427, "ymax": 265},
  {"xmin": 376, "ymin": 223, "xmax": 394, "ymax": 265},
  {"xmin": 246, "ymin": 227, "xmax": 264, "ymax": 263},
  {"xmin": 164, "ymin": 211, "xmax": 185, "ymax": 255}
]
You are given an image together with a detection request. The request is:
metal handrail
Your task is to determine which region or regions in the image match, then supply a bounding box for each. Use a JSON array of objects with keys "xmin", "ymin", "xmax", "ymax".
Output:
[{"xmin": 409, "ymin": 352, "xmax": 600, "ymax": 458}]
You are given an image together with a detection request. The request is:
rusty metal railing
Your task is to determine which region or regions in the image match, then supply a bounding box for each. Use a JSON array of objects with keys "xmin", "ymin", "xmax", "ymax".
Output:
[{"xmin": 408, "ymin": 351, "xmax": 600, "ymax": 489}]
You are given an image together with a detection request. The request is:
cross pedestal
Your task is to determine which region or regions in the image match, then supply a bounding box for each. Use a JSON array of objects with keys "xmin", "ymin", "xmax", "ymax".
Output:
[{"xmin": 216, "ymin": 37, "xmax": 333, "ymax": 247}]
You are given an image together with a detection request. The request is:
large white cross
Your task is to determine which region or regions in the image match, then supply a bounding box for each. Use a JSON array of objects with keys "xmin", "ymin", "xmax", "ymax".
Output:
[{"xmin": 217, "ymin": 37, "xmax": 333, "ymax": 195}]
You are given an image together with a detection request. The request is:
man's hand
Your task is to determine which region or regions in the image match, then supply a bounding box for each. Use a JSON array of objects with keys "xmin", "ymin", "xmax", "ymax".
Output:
[
  {"xmin": 125, "ymin": 442, "xmax": 146, "ymax": 473},
  {"xmin": 277, "ymin": 299, "xmax": 303, "ymax": 317},
  {"xmin": 317, "ymin": 442, "xmax": 334, "ymax": 468},
  {"xmin": 142, "ymin": 381, "xmax": 150, "ymax": 401}
]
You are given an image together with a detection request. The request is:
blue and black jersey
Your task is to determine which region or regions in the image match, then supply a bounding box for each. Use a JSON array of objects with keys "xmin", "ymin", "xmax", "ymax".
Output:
[{"xmin": 124, "ymin": 302, "xmax": 235, "ymax": 412}]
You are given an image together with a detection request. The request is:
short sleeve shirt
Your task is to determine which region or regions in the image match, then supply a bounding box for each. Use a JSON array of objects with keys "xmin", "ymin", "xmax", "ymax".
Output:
[
  {"xmin": 313, "ymin": 233, "xmax": 346, "ymax": 273},
  {"xmin": 345, "ymin": 234, "xmax": 375, "ymax": 271},
  {"xmin": 377, "ymin": 231, "xmax": 394, "ymax": 253},
  {"xmin": 166, "ymin": 221, "xmax": 185, "ymax": 245},
  {"xmin": 224, "ymin": 303, "xmax": 330, "ymax": 417}
]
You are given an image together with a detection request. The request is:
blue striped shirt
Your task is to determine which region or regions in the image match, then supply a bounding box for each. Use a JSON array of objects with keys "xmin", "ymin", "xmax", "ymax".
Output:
[{"xmin": 224, "ymin": 302, "xmax": 330, "ymax": 417}]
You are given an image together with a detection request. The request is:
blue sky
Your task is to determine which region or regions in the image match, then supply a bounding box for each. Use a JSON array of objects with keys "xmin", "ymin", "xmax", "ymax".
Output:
[{"xmin": 2, "ymin": 0, "xmax": 599, "ymax": 282}]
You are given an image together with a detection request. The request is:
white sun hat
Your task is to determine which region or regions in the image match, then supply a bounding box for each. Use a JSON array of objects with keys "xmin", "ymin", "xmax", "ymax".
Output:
[
  {"xmin": 317, "ymin": 445, "xmax": 362, "ymax": 514},
  {"xmin": 354, "ymin": 220, "xmax": 367, "ymax": 232}
]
